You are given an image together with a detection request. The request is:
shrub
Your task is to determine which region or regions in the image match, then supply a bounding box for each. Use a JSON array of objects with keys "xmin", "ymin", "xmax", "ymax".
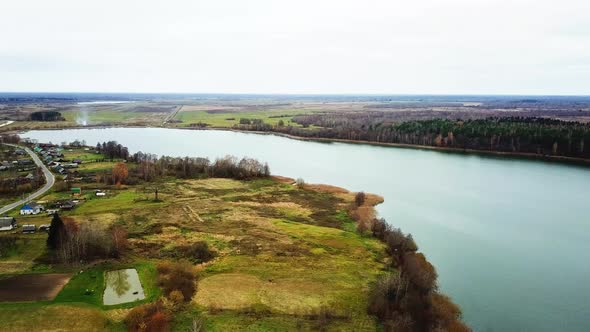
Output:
[
  {"xmin": 166, "ymin": 290, "xmax": 185, "ymax": 311},
  {"xmin": 156, "ymin": 261, "xmax": 174, "ymax": 275},
  {"xmin": 370, "ymin": 218, "xmax": 390, "ymax": 241},
  {"xmin": 385, "ymin": 229, "xmax": 418, "ymax": 259},
  {"xmin": 296, "ymin": 178, "xmax": 305, "ymax": 188},
  {"xmin": 177, "ymin": 241, "xmax": 215, "ymax": 263},
  {"xmin": 368, "ymin": 274, "xmax": 405, "ymax": 320},
  {"xmin": 384, "ymin": 313, "xmax": 415, "ymax": 332},
  {"xmin": 355, "ymin": 192, "xmax": 366, "ymax": 206},
  {"xmin": 157, "ymin": 261, "xmax": 197, "ymax": 301},
  {"xmin": 402, "ymin": 253, "xmax": 438, "ymax": 291},
  {"xmin": 148, "ymin": 311, "xmax": 170, "ymax": 332},
  {"xmin": 125, "ymin": 301, "xmax": 170, "ymax": 332},
  {"xmin": 356, "ymin": 219, "xmax": 369, "ymax": 234},
  {"xmin": 430, "ymin": 293, "xmax": 471, "ymax": 332}
]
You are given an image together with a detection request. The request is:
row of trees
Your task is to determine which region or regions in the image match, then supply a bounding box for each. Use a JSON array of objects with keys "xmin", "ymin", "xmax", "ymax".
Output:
[
  {"xmin": 47, "ymin": 214, "xmax": 128, "ymax": 263},
  {"xmin": 234, "ymin": 115, "xmax": 590, "ymax": 159},
  {"xmin": 93, "ymin": 141, "xmax": 270, "ymax": 184},
  {"xmin": 30, "ymin": 111, "xmax": 64, "ymax": 121},
  {"xmin": 96, "ymin": 141, "xmax": 130, "ymax": 160},
  {"xmin": 129, "ymin": 152, "xmax": 270, "ymax": 182},
  {"xmin": 0, "ymin": 134, "xmax": 20, "ymax": 144},
  {"xmin": 367, "ymin": 218, "xmax": 470, "ymax": 332},
  {"xmin": 348, "ymin": 195, "xmax": 468, "ymax": 331}
]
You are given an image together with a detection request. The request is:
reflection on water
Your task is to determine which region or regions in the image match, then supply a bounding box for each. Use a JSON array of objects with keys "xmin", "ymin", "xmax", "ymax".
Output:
[
  {"xmin": 106, "ymin": 269, "xmax": 131, "ymax": 296},
  {"xmin": 103, "ymin": 268, "xmax": 145, "ymax": 305}
]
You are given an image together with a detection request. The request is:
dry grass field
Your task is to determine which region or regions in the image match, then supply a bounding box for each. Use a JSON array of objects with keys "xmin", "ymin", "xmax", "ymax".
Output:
[{"xmin": 0, "ymin": 170, "xmax": 388, "ymax": 331}]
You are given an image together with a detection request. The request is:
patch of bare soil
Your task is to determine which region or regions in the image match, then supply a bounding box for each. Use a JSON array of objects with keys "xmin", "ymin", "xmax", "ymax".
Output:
[{"xmin": 0, "ymin": 273, "xmax": 72, "ymax": 301}]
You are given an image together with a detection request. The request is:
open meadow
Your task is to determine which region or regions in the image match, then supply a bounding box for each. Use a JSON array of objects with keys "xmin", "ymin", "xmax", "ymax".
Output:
[{"xmin": 0, "ymin": 146, "xmax": 389, "ymax": 331}]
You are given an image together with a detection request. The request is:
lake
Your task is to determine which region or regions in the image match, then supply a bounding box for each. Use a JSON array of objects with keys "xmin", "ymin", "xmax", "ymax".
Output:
[{"xmin": 22, "ymin": 127, "xmax": 590, "ymax": 331}]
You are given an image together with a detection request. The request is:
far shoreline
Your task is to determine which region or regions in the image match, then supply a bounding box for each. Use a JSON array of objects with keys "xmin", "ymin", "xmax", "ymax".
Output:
[{"xmin": 11, "ymin": 123, "xmax": 590, "ymax": 167}]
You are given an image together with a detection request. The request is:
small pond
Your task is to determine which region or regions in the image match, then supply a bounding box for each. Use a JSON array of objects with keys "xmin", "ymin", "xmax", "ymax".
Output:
[{"xmin": 103, "ymin": 268, "xmax": 145, "ymax": 305}]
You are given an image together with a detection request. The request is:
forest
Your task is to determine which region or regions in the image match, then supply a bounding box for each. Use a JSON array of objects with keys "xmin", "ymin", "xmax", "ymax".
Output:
[
  {"xmin": 234, "ymin": 115, "xmax": 590, "ymax": 159},
  {"xmin": 29, "ymin": 111, "xmax": 65, "ymax": 121}
]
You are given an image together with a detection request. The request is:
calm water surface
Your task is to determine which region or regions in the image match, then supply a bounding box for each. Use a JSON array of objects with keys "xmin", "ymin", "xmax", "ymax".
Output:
[
  {"xmin": 23, "ymin": 128, "xmax": 590, "ymax": 331},
  {"xmin": 103, "ymin": 268, "xmax": 145, "ymax": 305}
]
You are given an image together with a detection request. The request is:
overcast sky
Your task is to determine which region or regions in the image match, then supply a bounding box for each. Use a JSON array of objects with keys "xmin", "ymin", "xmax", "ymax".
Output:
[{"xmin": 1, "ymin": 0, "xmax": 589, "ymax": 94}]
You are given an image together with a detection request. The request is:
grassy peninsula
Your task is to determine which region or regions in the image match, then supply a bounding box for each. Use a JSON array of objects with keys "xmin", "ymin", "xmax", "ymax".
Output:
[{"xmin": 0, "ymin": 144, "xmax": 386, "ymax": 331}]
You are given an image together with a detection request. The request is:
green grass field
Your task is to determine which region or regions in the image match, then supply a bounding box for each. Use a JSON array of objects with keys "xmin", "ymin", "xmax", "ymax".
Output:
[
  {"xmin": 172, "ymin": 108, "xmax": 312, "ymax": 128},
  {"xmin": 62, "ymin": 148, "xmax": 105, "ymax": 162},
  {"xmin": 62, "ymin": 110, "xmax": 158, "ymax": 125}
]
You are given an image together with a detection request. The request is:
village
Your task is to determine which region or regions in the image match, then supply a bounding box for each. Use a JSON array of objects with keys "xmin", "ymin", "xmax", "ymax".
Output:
[
  {"xmin": 0, "ymin": 144, "xmax": 44, "ymax": 205},
  {"xmin": 0, "ymin": 142, "xmax": 109, "ymax": 235}
]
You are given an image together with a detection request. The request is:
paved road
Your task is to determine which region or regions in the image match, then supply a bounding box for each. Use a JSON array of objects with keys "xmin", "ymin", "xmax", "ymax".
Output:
[{"xmin": 0, "ymin": 144, "xmax": 55, "ymax": 215}]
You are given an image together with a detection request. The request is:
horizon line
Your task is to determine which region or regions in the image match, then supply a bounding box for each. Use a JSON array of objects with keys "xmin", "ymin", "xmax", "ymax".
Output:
[{"xmin": 1, "ymin": 91, "xmax": 590, "ymax": 97}]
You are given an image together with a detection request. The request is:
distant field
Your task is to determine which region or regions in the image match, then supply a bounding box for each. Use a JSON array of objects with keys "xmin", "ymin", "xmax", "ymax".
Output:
[
  {"xmin": 0, "ymin": 102, "xmax": 176, "ymax": 131},
  {"xmin": 172, "ymin": 106, "xmax": 313, "ymax": 128},
  {"xmin": 62, "ymin": 106, "xmax": 170, "ymax": 126}
]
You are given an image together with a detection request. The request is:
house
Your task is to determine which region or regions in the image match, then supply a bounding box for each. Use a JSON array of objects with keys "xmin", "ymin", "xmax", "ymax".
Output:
[
  {"xmin": 22, "ymin": 224, "xmax": 36, "ymax": 234},
  {"xmin": 96, "ymin": 192, "xmax": 106, "ymax": 197},
  {"xmin": 54, "ymin": 165, "xmax": 67, "ymax": 175},
  {"xmin": 56, "ymin": 200, "xmax": 75, "ymax": 210},
  {"xmin": 73, "ymin": 159, "xmax": 83, "ymax": 164},
  {"xmin": 0, "ymin": 217, "xmax": 17, "ymax": 231},
  {"xmin": 46, "ymin": 209, "xmax": 59, "ymax": 215},
  {"xmin": 39, "ymin": 224, "xmax": 50, "ymax": 232},
  {"xmin": 71, "ymin": 187, "xmax": 82, "ymax": 196},
  {"xmin": 20, "ymin": 202, "xmax": 45, "ymax": 215}
]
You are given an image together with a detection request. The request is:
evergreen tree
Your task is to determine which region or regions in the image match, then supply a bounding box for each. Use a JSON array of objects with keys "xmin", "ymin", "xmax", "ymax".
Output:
[{"xmin": 47, "ymin": 213, "xmax": 66, "ymax": 249}]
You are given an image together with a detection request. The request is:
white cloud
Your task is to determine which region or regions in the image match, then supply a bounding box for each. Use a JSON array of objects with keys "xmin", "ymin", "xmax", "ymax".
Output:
[{"xmin": 0, "ymin": 0, "xmax": 588, "ymax": 94}]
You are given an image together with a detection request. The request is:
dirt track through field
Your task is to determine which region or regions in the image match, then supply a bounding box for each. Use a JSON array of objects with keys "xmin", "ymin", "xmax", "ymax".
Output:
[{"xmin": 0, "ymin": 273, "xmax": 72, "ymax": 302}]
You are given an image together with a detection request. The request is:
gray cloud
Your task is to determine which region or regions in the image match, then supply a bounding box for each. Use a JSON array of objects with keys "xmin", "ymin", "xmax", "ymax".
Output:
[{"xmin": 0, "ymin": 0, "xmax": 588, "ymax": 94}]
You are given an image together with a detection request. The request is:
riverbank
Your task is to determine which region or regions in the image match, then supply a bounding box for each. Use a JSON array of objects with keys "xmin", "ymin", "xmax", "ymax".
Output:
[
  {"xmin": 200, "ymin": 127, "xmax": 590, "ymax": 167},
  {"xmin": 12, "ymin": 123, "xmax": 590, "ymax": 167}
]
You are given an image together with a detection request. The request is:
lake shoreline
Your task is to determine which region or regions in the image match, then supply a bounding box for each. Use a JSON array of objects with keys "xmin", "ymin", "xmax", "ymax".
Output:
[{"xmin": 12, "ymin": 123, "xmax": 590, "ymax": 167}]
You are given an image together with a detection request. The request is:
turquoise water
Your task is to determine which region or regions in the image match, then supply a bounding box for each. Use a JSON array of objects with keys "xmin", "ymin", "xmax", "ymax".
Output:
[{"xmin": 23, "ymin": 128, "xmax": 590, "ymax": 331}]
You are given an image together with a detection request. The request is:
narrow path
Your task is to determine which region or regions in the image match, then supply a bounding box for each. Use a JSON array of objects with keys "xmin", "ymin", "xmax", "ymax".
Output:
[
  {"xmin": 163, "ymin": 105, "xmax": 182, "ymax": 125},
  {"xmin": 0, "ymin": 144, "xmax": 55, "ymax": 215}
]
